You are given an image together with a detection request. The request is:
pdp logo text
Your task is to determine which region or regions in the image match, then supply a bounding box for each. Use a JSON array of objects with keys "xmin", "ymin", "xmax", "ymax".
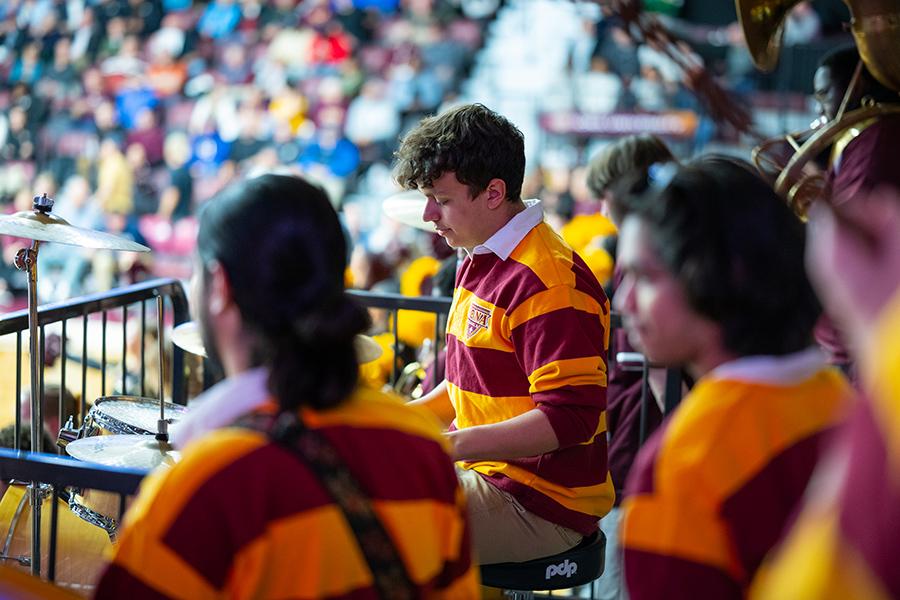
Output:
[{"xmin": 546, "ymin": 560, "xmax": 578, "ymax": 579}]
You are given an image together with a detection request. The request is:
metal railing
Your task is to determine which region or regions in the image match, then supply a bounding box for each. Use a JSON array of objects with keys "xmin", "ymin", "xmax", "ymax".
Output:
[
  {"xmin": 0, "ymin": 278, "xmax": 190, "ymax": 454},
  {"xmin": 348, "ymin": 289, "xmax": 452, "ymax": 385}
]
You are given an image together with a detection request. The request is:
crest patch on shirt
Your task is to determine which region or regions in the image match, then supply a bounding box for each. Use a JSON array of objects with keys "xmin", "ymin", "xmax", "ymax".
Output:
[{"xmin": 466, "ymin": 303, "xmax": 492, "ymax": 338}]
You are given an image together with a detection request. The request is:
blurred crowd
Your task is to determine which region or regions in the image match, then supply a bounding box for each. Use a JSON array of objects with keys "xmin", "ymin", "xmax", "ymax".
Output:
[
  {"xmin": 0, "ymin": 0, "xmax": 846, "ymax": 387},
  {"xmin": 0, "ymin": 0, "xmax": 483, "ymax": 304}
]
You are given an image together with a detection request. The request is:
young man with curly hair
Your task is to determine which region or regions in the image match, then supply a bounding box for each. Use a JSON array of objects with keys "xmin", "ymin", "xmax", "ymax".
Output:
[{"xmin": 395, "ymin": 103, "xmax": 614, "ymax": 564}]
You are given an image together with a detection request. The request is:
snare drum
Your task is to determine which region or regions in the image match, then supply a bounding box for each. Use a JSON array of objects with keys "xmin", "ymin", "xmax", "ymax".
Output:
[
  {"xmin": 0, "ymin": 483, "xmax": 112, "ymax": 596},
  {"xmin": 69, "ymin": 396, "xmax": 188, "ymax": 535},
  {"xmin": 82, "ymin": 395, "xmax": 188, "ymax": 437}
]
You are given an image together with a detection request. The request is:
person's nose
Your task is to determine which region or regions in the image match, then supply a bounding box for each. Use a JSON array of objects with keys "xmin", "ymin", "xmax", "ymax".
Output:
[
  {"xmin": 612, "ymin": 273, "xmax": 636, "ymax": 317},
  {"xmin": 423, "ymin": 197, "xmax": 440, "ymax": 224}
]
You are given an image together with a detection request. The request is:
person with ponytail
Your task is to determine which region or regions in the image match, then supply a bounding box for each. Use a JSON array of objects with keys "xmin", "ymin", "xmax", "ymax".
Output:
[{"xmin": 95, "ymin": 174, "xmax": 479, "ymax": 599}]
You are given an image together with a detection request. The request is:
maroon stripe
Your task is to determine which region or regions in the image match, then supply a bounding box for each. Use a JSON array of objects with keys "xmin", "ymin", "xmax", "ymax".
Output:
[
  {"xmin": 322, "ymin": 426, "xmax": 459, "ymax": 503},
  {"xmin": 460, "ymin": 250, "xmax": 549, "ymax": 315},
  {"xmin": 572, "ymin": 251, "xmax": 610, "ymax": 313},
  {"xmin": 720, "ymin": 428, "xmax": 834, "ymax": 584},
  {"xmin": 510, "ymin": 308, "xmax": 607, "ymax": 375},
  {"xmin": 163, "ymin": 444, "xmax": 332, "ymax": 587},
  {"xmin": 606, "ymin": 375, "xmax": 663, "ymax": 502},
  {"xmin": 534, "ymin": 386, "xmax": 605, "ymax": 447},
  {"xmin": 95, "ymin": 564, "xmax": 172, "ymax": 599},
  {"xmin": 486, "ymin": 474, "xmax": 601, "ymax": 536},
  {"xmin": 505, "ymin": 430, "xmax": 609, "ymax": 487},
  {"xmin": 624, "ymin": 548, "xmax": 742, "ymax": 600},
  {"xmin": 446, "ymin": 335, "xmax": 532, "ymax": 397},
  {"xmin": 838, "ymin": 401, "xmax": 900, "ymax": 596},
  {"xmin": 624, "ymin": 420, "xmax": 672, "ymax": 498}
]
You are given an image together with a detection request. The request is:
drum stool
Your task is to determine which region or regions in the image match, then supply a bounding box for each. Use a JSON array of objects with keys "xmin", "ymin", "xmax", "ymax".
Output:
[{"xmin": 480, "ymin": 531, "xmax": 605, "ymax": 599}]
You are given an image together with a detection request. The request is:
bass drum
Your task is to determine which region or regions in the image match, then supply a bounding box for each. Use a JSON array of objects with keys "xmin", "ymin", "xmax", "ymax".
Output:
[{"xmin": 0, "ymin": 483, "xmax": 112, "ymax": 597}]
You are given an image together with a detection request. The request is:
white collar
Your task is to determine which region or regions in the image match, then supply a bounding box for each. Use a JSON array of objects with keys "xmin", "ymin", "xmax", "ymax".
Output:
[
  {"xmin": 707, "ymin": 347, "xmax": 828, "ymax": 385},
  {"xmin": 170, "ymin": 367, "xmax": 270, "ymax": 449},
  {"xmin": 469, "ymin": 199, "xmax": 543, "ymax": 260}
]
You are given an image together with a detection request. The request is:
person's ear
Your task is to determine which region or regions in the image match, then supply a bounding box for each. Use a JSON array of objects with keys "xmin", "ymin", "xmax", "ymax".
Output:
[
  {"xmin": 206, "ymin": 261, "xmax": 234, "ymax": 316},
  {"xmin": 485, "ymin": 178, "xmax": 508, "ymax": 209}
]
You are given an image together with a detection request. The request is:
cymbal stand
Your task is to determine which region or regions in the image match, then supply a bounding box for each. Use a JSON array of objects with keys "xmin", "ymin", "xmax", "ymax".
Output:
[
  {"xmin": 155, "ymin": 295, "xmax": 168, "ymax": 443},
  {"xmin": 12, "ymin": 193, "xmax": 54, "ymax": 576}
]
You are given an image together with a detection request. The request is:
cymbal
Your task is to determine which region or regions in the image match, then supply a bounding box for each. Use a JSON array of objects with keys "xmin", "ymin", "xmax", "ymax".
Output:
[
  {"xmin": 172, "ymin": 321, "xmax": 383, "ymax": 364},
  {"xmin": 382, "ymin": 190, "xmax": 432, "ymax": 232},
  {"xmin": 354, "ymin": 333, "xmax": 383, "ymax": 364},
  {"xmin": 0, "ymin": 210, "xmax": 151, "ymax": 252},
  {"xmin": 172, "ymin": 321, "xmax": 207, "ymax": 357},
  {"xmin": 66, "ymin": 435, "xmax": 180, "ymax": 469}
]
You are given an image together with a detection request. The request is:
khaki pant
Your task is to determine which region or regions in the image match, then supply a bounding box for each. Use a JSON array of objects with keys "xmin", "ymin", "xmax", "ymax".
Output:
[{"xmin": 457, "ymin": 467, "xmax": 583, "ymax": 565}]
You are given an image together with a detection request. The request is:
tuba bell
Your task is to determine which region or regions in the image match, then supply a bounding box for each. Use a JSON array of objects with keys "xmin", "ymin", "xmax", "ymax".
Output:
[{"xmin": 737, "ymin": 0, "xmax": 900, "ymax": 215}]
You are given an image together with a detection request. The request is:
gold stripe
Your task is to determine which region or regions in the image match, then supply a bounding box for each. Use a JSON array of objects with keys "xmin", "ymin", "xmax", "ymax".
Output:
[
  {"xmin": 229, "ymin": 500, "xmax": 471, "ymax": 597},
  {"xmin": 467, "ymin": 462, "xmax": 614, "ymax": 517},
  {"xmin": 508, "ymin": 225, "xmax": 576, "ymax": 289},
  {"xmin": 622, "ymin": 494, "xmax": 740, "ymax": 578},
  {"xmin": 507, "ymin": 286, "xmax": 604, "ymax": 331},
  {"xmin": 446, "ymin": 288, "xmax": 512, "ymax": 351},
  {"xmin": 656, "ymin": 372, "xmax": 849, "ymax": 503},
  {"xmin": 528, "ymin": 357, "xmax": 608, "ymax": 392},
  {"xmin": 446, "ymin": 381, "xmax": 534, "ymax": 428},
  {"xmin": 301, "ymin": 387, "xmax": 448, "ymax": 447},
  {"xmin": 750, "ymin": 510, "xmax": 892, "ymax": 600},
  {"xmin": 864, "ymin": 290, "xmax": 900, "ymax": 472}
]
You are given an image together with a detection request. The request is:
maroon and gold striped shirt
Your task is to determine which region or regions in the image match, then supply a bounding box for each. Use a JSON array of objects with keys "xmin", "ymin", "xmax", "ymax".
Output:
[
  {"xmin": 622, "ymin": 359, "xmax": 851, "ymax": 599},
  {"xmin": 95, "ymin": 387, "xmax": 479, "ymax": 599},
  {"xmin": 752, "ymin": 293, "xmax": 900, "ymax": 600},
  {"xmin": 448, "ymin": 220, "xmax": 614, "ymax": 536}
]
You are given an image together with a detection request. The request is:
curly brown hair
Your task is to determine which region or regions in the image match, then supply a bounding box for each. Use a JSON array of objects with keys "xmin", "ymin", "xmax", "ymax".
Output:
[{"xmin": 393, "ymin": 103, "xmax": 526, "ymax": 202}]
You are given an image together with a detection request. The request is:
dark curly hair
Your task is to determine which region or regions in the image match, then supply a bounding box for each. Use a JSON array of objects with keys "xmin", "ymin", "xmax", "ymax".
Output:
[
  {"xmin": 393, "ymin": 103, "xmax": 526, "ymax": 202},
  {"xmin": 197, "ymin": 174, "xmax": 369, "ymax": 412},
  {"xmin": 629, "ymin": 156, "xmax": 821, "ymax": 357}
]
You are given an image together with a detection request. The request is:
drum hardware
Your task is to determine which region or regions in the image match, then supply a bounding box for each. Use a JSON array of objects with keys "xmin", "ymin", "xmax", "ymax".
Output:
[
  {"xmin": 172, "ymin": 320, "xmax": 384, "ymax": 364},
  {"xmin": 155, "ymin": 295, "xmax": 168, "ymax": 443},
  {"xmin": 65, "ymin": 434, "xmax": 180, "ymax": 535},
  {"xmin": 62, "ymin": 395, "xmax": 188, "ymax": 534},
  {"xmin": 0, "ymin": 192, "xmax": 150, "ymax": 575}
]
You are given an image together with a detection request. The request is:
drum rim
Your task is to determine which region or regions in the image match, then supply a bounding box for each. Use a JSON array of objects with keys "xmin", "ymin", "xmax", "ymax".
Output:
[{"xmin": 87, "ymin": 395, "xmax": 188, "ymax": 436}]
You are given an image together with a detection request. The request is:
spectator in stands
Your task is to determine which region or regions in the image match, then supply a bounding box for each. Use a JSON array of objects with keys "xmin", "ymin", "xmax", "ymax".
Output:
[
  {"xmin": 616, "ymin": 157, "xmax": 852, "ymax": 599},
  {"xmin": 198, "ymin": 0, "xmax": 241, "ymax": 40},
  {"xmin": 39, "ymin": 174, "xmax": 102, "ymax": 301},
  {"xmin": 96, "ymin": 138, "xmax": 134, "ymax": 215},
  {"xmin": 97, "ymin": 173, "xmax": 479, "ymax": 598}
]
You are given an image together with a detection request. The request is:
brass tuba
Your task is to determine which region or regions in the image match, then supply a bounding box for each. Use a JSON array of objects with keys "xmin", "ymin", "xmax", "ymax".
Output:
[{"xmin": 737, "ymin": 0, "xmax": 900, "ymax": 215}]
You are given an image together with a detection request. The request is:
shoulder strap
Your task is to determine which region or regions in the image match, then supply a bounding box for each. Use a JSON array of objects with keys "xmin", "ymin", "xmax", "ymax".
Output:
[{"xmin": 237, "ymin": 412, "xmax": 416, "ymax": 600}]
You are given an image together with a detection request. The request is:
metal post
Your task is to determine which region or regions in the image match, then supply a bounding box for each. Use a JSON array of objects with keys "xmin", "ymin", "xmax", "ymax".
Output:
[{"xmin": 15, "ymin": 240, "xmax": 42, "ymax": 576}]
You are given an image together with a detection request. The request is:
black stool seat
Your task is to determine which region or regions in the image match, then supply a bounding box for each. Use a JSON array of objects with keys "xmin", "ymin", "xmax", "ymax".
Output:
[{"xmin": 480, "ymin": 531, "xmax": 606, "ymax": 590}]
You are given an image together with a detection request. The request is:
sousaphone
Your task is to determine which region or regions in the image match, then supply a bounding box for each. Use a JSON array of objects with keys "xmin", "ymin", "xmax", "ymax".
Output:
[{"xmin": 738, "ymin": 0, "xmax": 900, "ymax": 214}]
